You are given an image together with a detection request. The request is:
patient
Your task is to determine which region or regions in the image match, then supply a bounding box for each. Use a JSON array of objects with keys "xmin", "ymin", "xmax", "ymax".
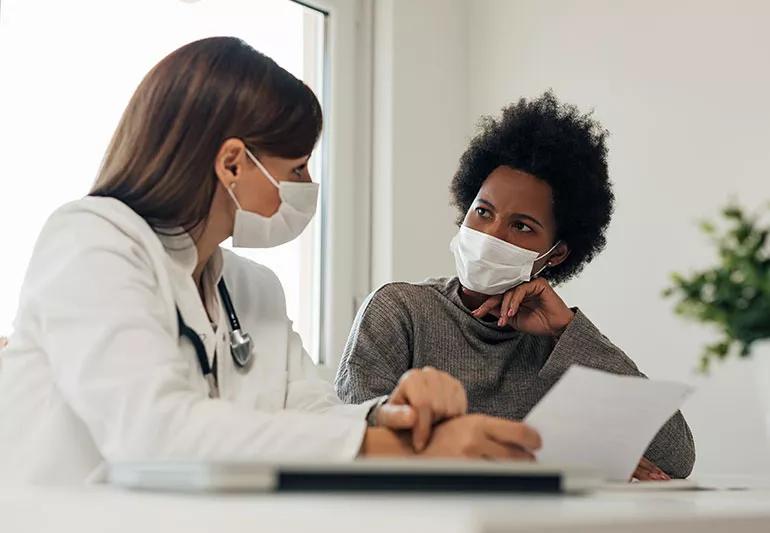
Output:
[{"xmin": 336, "ymin": 92, "xmax": 695, "ymax": 479}]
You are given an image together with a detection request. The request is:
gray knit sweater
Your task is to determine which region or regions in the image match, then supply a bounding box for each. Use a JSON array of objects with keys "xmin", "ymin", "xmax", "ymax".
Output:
[{"xmin": 335, "ymin": 277, "xmax": 695, "ymax": 479}]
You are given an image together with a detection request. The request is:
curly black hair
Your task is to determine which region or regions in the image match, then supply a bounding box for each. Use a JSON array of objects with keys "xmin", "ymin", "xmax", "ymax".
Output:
[{"xmin": 450, "ymin": 91, "xmax": 614, "ymax": 285}]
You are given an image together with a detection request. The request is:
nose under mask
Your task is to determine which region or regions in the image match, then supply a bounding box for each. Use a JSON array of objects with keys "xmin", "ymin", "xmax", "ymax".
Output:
[
  {"xmin": 450, "ymin": 225, "xmax": 559, "ymax": 295},
  {"xmin": 226, "ymin": 149, "xmax": 319, "ymax": 249}
]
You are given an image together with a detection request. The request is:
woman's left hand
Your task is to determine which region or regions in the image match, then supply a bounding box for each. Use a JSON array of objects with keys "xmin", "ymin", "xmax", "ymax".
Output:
[
  {"xmin": 471, "ymin": 278, "xmax": 575, "ymax": 336},
  {"xmin": 631, "ymin": 457, "xmax": 671, "ymax": 481}
]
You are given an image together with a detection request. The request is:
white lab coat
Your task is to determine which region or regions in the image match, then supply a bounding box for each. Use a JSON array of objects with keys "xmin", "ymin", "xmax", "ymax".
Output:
[{"xmin": 0, "ymin": 197, "xmax": 375, "ymax": 484}]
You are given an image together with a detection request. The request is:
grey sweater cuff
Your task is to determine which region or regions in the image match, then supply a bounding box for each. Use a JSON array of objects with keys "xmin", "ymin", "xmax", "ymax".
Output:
[{"xmin": 538, "ymin": 308, "xmax": 639, "ymax": 381}]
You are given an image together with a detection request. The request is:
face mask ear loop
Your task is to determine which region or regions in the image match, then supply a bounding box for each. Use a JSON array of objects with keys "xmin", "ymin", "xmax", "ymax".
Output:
[
  {"xmin": 225, "ymin": 182, "xmax": 243, "ymax": 210},
  {"xmin": 244, "ymin": 148, "xmax": 280, "ymax": 189},
  {"xmin": 533, "ymin": 240, "xmax": 561, "ymax": 278}
]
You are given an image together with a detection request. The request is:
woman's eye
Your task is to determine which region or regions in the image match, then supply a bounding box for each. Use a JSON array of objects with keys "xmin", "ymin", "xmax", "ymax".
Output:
[
  {"xmin": 475, "ymin": 207, "xmax": 490, "ymax": 218},
  {"xmin": 292, "ymin": 166, "xmax": 306, "ymax": 178},
  {"xmin": 513, "ymin": 221, "xmax": 533, "ymax": 233}
]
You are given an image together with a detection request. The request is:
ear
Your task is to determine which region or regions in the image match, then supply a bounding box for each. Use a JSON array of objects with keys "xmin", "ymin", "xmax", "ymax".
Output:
[
  {"xmin": 213, "ymin": 138, "xmax": 247, "ymax": 188},
  {"xmin": 546, "ymin": 241, "xmax": 570, "ymax": 268}
]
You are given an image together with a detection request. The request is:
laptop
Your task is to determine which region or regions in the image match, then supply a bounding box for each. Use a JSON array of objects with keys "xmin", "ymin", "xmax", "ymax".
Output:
[{"xmin": 108, "ymin": 459, "xmax": 600, "ymax": 494}]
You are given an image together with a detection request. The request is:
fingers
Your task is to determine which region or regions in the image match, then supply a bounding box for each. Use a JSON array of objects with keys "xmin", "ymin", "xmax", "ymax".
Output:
[
  {"xmin": 632, "ymin": 457, "xmax": 671, "ymax": 481},
  {"xmin": 422, "ymin": 367, "xmax": 449, "ymax": 419},
  {"xmin": 506, "ymin": 283, "xmax": 534, "ymax": 320},
  {"xmin": 472, "ymin": 295, "xmax": 502, "ymax": 319},
  {"xmin": 389, "ymin": 370, "xmax": 433, "ymax": 451},
  {"xmin": 498, "ymin": 290, "xmax": 515, "ymax": 327},
  {"xmin": 413, "ymin": 406, "xmax": 433, "ymax": 452},
  {"xmin": 376, "ymin": 404, "xmax": 417, "ymax": 430},
  {"xmin": 482, "ymin": 417, "xmax": 542, "ymax": 452},
  {"xmin": 423, "ymin": 367, "xmax": 467, "ymax": 419},
  {"xmin": 390, "ymin": 367, "xmax": 468, "ymax": 452},
  {"xmin": 478, "ymin": 440, "xmax": 536, "ymax": 461}
]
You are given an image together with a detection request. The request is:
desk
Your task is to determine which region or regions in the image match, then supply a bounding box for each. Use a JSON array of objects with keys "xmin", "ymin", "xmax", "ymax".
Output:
[{"xmin": 2, "ymin": 486, "xmax": 770, "ymax": 533}]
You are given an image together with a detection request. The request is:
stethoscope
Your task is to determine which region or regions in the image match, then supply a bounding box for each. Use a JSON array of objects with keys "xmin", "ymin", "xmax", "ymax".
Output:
[{"xmin": 176, "ymin": 279, "xmax": 253, "ymax": 397}]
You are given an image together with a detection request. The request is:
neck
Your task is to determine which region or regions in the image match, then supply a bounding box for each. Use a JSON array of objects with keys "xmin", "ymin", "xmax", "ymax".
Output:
[
  {"xmin": 458, "ymin": 285, "xmax": 490, "ymax": 314},
  {"xmin": 192, "ymin": 229, "xmax": 220, "ymax": 288},
  {"xmin": 192, "ymin": 186, "xmax": 234, "ymax": 288}
]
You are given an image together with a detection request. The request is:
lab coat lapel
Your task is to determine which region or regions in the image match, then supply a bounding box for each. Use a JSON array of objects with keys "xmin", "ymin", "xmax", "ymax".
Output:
[
  {"xmin": 220, "ymin": 252, "xmax": 289, "ymax": 411},
  {"xmin": 157, "ymin": 233, "xmax": 217, "ymax": 368}
]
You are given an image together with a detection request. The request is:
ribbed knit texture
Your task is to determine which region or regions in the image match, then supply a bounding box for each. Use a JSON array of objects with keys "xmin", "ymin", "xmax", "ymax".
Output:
[{"xmin": 335, "ymin": 277, "xmax": 695, "ymax": 478}]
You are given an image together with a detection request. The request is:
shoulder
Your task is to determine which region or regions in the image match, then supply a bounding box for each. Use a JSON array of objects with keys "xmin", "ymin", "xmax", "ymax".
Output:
[
  {"xmin": 20, "ymin": 197, "xmax": 172, "ymax": 313},
  {"xmin": 30, "ymin": 197, "xmax": 165, "ymax": 278},
  {"xmin": 41, "ymin": 196, "xmax": 160, "ymax": 256},
  {"xmin": 359, "ymin": 277, "xmax": 454, "ymax": 317}
]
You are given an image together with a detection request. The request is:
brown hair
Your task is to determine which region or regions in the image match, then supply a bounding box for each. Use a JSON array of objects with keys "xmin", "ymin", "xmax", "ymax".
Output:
[{"xmin": 90, "ymin": 36, "xmax": 322, "ymax": 232}]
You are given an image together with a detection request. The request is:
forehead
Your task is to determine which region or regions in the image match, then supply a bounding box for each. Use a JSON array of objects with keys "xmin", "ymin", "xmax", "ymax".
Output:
[{"xmin": 476, "ymin": 166, "xmax": 554, "ymax": 214}]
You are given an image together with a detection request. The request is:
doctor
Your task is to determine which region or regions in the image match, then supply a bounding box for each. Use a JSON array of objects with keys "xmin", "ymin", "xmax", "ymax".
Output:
[{"xmin": 0, "ymin": 37, "xmax": 541, "ymax": 483}]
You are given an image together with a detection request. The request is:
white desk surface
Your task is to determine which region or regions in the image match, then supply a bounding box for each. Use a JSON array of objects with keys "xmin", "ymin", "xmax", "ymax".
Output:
[{"xmin": 2, "ymin": 484, "xmax": 770, "ymax": 533}]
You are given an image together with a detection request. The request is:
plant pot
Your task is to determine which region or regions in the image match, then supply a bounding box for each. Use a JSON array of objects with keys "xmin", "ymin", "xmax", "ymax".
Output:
[
  {"xmin": 686, "ymin": 347, "xmax": 770, "ymax": 482},
  {"xmin": 752, "ymin": 341, "xmax": 770, "ymax": 449}
]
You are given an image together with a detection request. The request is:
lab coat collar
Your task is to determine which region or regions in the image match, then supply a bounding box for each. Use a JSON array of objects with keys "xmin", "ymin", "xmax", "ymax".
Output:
[
  {"xmin": 156, "ymin": 229, "xmax": 224, "ymax": 284},
  {"xmin": 155, "ymin": 229, "xmax": 226, "ymax": 369}
]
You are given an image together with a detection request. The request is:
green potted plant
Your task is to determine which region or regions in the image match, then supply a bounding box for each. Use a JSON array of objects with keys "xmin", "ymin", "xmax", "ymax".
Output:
[{"xmin": 664, "ymin": 203, "xmax": 770, "ymax": 373}]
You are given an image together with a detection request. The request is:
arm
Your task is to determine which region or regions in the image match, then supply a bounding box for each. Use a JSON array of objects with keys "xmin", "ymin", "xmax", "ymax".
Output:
[
  {"xmin": 34, "ymin": 210, "xmax": 368, "ymax": 463},
  {"xmin": 540, "ymin": 310, "xmax": 696, "ymax": 479},
  {"xmin": 285, "ymin": 328, "xmax": 382, "ymax": 419},
  {"xmin": 335, "ymin": 285, "xmax": 414, "ymax": 404}
]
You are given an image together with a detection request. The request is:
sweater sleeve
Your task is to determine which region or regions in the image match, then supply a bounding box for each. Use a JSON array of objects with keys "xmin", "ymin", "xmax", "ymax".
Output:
[
  {"xmin": 335, "ymin": 284, "xmax": 414, "ymax": 404},
  {"xmin": 538, "ymin": 309, "xmax": 696, "ymax": 479}
]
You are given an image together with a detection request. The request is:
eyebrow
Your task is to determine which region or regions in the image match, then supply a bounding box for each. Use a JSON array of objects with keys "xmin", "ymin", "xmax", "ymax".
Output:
[{"xmin": 475, "ymin": 197, "xmax": 544, "ymax": 229}]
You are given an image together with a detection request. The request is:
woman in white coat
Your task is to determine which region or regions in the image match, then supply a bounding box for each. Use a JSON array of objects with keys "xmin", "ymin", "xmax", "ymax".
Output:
[{"xmin": 0, "ymin": 37, "xmax": 541, "ymax": 483}]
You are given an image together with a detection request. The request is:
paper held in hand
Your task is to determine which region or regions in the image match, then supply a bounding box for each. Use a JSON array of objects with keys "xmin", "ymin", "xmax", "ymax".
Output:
[{"xmin": 525, "ymin": 365, "xmax": 693, "ymax": 481}]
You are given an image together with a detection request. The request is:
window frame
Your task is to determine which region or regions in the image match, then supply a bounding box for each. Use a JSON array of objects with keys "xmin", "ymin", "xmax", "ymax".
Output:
[{"xmin": 296, "ymin": 0, "xmax": 374, "ymax": 368}]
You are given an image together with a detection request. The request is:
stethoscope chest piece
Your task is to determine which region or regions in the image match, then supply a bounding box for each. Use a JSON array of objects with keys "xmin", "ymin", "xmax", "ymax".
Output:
[
  {"xmin": 177, "ymin": 278, "xmax": 254, "ymax": 398},
  {"xmin": 228, "ymin": 328, "xmax": 253, "ymax": 368}
]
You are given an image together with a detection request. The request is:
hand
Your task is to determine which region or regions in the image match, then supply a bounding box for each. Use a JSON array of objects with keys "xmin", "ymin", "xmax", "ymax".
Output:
[
  {"xmin": 632, "ymin": 457, "xmax": 671, "ymax": 481},
  {"xmin": 421, "ymin": 414, "xmax": 541, "ymax": 460},
  {"xmin": 471, "ymin": 278, "xmax": 575, "ymax": 336},
  {"xmin": 377, "ymin": 367, "xmax": 468, "ymax": 452}
]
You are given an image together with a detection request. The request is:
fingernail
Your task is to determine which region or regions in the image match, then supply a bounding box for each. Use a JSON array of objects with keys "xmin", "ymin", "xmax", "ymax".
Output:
[{"xmin": 508, "ymin": 309, "xmax": 514, "ymax": 317}]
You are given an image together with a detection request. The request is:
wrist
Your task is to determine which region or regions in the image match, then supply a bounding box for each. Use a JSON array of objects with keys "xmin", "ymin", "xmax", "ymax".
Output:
[
  {"xmin": 359, "ymin": 427, "xmax": 414, "ymax": 457},
  {"xmin": 366, "ymin": 396, "xmax": 390, "ymax": 427},
  {"xmin": 553, "ymin": 309, "xmax": 575, "ymax": 337}
]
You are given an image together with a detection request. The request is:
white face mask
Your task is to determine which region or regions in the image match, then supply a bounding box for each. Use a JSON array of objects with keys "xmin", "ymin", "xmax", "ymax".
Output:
[
  {"xmin": 450, "ymin": 225, "xmax": 560, "ymax": 295},
  {"xmin": 225, "ymin": 148, "xmax": 319, "ymax": 248}
]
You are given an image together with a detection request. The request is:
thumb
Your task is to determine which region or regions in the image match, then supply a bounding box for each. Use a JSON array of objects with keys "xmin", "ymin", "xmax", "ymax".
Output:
[{"xmin": 376, "ymin": 404, "xmax": 417, "ymax": 430}]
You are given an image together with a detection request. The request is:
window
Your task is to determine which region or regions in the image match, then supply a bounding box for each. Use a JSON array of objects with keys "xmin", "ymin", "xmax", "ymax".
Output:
[{"xmin": 0, "ymin": 0, "xmax": 341, "ymax": 362}]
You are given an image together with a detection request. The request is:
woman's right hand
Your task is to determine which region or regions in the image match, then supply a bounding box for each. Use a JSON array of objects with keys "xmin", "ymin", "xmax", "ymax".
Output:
[
  {"xmin": 420, "ymin": 414, "xmax": 542, "ymax": 460},
  {"xmin": 377, "ymin": 366, "xmax": 468, "ymax": 452}
]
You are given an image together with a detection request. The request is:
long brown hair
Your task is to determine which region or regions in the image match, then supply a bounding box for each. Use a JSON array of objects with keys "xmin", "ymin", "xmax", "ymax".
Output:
[{"xmin": 90, "ymin": 36, "xmax": 322, "ymax": 233}]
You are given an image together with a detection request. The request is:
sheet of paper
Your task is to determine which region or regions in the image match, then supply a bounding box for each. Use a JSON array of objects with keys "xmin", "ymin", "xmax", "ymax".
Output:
[{"xmin": 524, "ymin": 365, "xmax": 693, "ymax": 481}]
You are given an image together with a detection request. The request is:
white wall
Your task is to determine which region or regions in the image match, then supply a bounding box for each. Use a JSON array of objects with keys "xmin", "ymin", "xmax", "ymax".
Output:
[
  {"xmin": 465, "ymin": 0, "xmax": 770, "ymax": 478},
  {"xmin": 370, "ymin": 0, "xmax": 468, "ymax": 288},
  {"xmin": 373, "ymin": 0, "xmax": 770, "ymax": 478}
]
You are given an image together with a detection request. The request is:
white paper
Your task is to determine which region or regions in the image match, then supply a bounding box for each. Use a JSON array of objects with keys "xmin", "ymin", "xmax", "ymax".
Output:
[{"xmin": 525, "ymin": 365, "xmax": 693, "ymax": 481}]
